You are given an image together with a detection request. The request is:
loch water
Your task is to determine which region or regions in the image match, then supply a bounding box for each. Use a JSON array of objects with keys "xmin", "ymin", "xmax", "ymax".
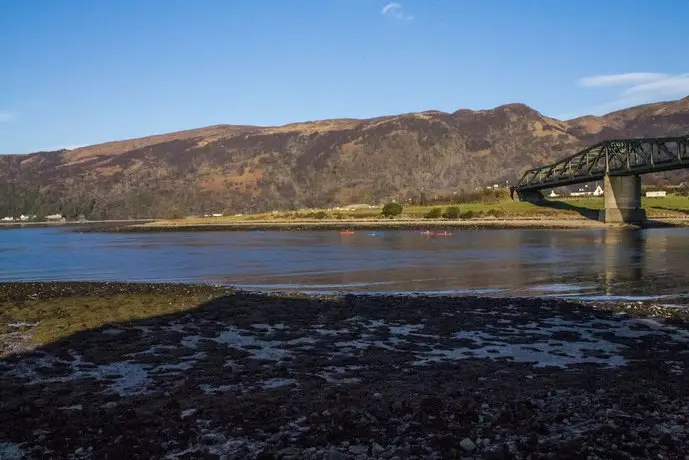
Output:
[{"xmin": 1, "ymin": 226, "xmax": 688, "ymax": 302}]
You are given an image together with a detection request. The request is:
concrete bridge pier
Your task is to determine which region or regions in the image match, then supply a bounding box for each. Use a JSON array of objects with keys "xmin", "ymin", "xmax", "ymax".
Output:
[{"xmin": 598, "ymin": 175, "xmax": 647, "ymax": 225}]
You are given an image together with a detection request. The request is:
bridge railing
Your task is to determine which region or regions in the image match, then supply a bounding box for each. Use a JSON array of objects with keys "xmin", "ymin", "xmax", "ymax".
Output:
[{"xmin": 516, "ymin": 135, "xmax": 689, "ymax": 191}]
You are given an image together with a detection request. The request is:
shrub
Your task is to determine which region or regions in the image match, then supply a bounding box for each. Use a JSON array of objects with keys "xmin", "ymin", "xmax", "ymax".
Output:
[
  {"xmin": 305, "ymin": 211, "xmax": 328, "ymax": 219},
  {"xmin": 424, "ymin": 208, "xmax": 442, "ymax": 219},
  {"xmin": 382, "ymin": 202, "xmax": 403, "ymax": 218},
  {"xmin": 442, "ymin": 206, "xmax": 461, "ymax": 219},
  {"xmin": 461, "ymin": 210, "xmax": 475, "ymax": 219},
  {"xmin": 485, "ymin": 208, "xmax": 506, "ymax": 218}
]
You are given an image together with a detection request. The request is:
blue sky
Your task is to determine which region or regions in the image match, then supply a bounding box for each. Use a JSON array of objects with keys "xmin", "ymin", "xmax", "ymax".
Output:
[{"xmin": 1, "ymin": 0, "xmax": 688, "ymax": 154}]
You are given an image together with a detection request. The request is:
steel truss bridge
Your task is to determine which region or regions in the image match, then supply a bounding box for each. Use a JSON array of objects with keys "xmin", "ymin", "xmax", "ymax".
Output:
[{"xmin": 516, "ymin": 136, "xmax": 689, "ymax": 192}]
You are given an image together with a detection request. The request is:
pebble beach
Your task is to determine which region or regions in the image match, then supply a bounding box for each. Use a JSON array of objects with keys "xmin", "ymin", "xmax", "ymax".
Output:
[{"xmin": 1, "ymin": 283, "xmax": 688, "ymax": 459}]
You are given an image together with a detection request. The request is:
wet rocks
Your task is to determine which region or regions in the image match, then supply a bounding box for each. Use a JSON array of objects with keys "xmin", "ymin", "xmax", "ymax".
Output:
[
  {"xmin": 460, "ymin": 437, "xmax": 476, "ymax": 452},
  {"xmin": 372, "ymin": 442, "xmax": 385, "ymax": 455},
  {"xmin": 348, "ymin": 444, "xmax": 368, "ymax": 455},
  {"xmin": 2, "ymin": 283, "xmax": 689, "ymax": 459},
  {"xmin": 325, "ymin": 448, "xmax": 346, "ymax": 460}
]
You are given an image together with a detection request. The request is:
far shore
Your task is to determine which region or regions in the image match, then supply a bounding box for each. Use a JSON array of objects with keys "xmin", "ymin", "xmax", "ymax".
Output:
[
  {"xmin": 4, "ymin": 215, "xmax": 689, "ymax": 233},
  {"xmin": 0, "ymin": 218, "xmax": 155, "ymax": 229},
  {"xmin": 84, "ymin": 216, "xmax": 689, "ymax": 232},
  {"xmin": 6, "ymin": 195, "xmax": 689, "ymax": 232}
]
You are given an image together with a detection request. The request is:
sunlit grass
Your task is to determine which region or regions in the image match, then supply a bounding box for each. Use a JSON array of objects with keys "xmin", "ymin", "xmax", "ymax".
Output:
[
  {"xmin": 0, "ymin": 292, "xmax": 221, "ymax": 345},
  {"xmin": 141, "ymin": 195, "xmax": 689, "ymax": 227}
]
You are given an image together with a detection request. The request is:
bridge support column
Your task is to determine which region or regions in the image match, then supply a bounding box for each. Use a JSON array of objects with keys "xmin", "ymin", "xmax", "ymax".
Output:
[{"xmin": 598, "ymin": 175, "xmax": 646, "ymax": 224}]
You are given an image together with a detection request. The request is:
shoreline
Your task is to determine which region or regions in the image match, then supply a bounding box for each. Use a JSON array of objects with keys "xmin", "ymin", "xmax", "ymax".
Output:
[
  {"xmin": 81, "ymin": 217, "xmax": 689, "ymax": 233},
  {"xmin": 0, "ymin": 219, "xmax": 155, "ymax": 229},
  {"xmin": 3, "ymin": 216, "xmax": 688, "ymax": 233},
  {"xmin": 2, "ymin": 282, "xmax": 689, "ymax": 458}
]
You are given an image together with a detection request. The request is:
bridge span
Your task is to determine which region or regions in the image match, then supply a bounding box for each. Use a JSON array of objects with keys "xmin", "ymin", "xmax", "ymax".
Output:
[{"xmin": 515, "ymin": 136, "xmax": 689, "ymax": 224}]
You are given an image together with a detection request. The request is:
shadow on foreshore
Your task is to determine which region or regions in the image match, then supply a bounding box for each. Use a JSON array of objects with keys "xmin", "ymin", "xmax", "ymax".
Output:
[
  {"xmin": 1, "ymin": 283, "xmax": 689, "ymax": 459},
  {"xmin": 525, "ymin": 199, "xmax": 682, "ymax": 227},
  {"xmin": 529, "ymin": 198, "xmax": 600, "ymax": 220},
  {"xmin": 643, "ymin": 219, "xmax": 682, "ymax": 228},
  {"xmin": 653, "ymin": 206, "xmax": 689, "ymax": 216}
]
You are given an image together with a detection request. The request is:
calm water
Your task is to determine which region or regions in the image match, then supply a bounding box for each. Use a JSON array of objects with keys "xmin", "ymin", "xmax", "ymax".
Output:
[{"xmin": 1, "ymin": 226, "xmax": 689, "ymax": 301}]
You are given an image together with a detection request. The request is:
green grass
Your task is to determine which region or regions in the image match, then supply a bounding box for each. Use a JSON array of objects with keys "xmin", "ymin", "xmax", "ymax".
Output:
[
  {"xmin": 143, "ymin": 195, "xmax": 689, "ymax": 227},
  {"xmin": 402, "ymin": 199, "xmax": 603, "ymax": 218},
  {"xmin": 0, "ymin": 292, "xmax": 219, "ymax": 345},
  {"xmin": 404, "ymin": 196, "xmax": 689, "ymax": 219},
  {"xmin": 643, "ymin": 195, "xmax": 689, "ymax": 215}
]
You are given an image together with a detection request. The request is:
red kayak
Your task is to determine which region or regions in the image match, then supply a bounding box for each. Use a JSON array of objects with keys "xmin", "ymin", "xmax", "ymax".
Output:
[{"xmin": 421, "ymin": 230, "xmax": 452, "ymax": 236}]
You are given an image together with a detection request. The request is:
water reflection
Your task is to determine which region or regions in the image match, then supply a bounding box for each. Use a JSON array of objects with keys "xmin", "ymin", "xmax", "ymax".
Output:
[
  {"xmin": 602, "ymin": 229, "xmax": 645, "ymax": 296},
  {"xmin": 0, "ymin": 227, "xmax": 688, "ymax": 300}
]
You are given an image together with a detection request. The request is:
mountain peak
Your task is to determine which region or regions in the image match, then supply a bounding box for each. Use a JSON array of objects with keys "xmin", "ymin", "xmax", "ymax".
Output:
[{"xmin": 2, "ymin": 96, "xmax": 689, "ymax": 219}]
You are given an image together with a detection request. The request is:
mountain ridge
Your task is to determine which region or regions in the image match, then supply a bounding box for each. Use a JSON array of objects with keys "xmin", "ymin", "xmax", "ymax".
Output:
[{"xmin": 1, "ymin": 97, "xmax": 688, "ymax": 219}]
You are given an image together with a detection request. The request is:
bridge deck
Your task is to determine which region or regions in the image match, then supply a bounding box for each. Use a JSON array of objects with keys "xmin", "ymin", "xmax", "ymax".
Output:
[{"xmin": 516, "ymin": 136, "xmax": 689, "ymax": 192}]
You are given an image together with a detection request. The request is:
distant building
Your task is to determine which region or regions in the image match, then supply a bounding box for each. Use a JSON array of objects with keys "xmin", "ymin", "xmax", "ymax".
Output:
[
  {"xmin": 343, "ymin": 204, "xmax": 372, "ymax": 210},
  {"xmin": 645, "ymin": 190, "xmax": 667, "ymax": 198},
  {"xmin": 211, "ymin": 213, "xmax": 223, "ymax": 217},
  {"xmin": 1, "ymin": 216, "xmax": 13, "ymax": 222},
  {"xmin": 45, "ymin": 214, "xmax": 64, "ymax": 221},
  {"xmin": 570, "ymin": 185, "xmax": 604, "ymax": 197},
  {"xmin": 548, "ymin": 190, "xmax": 559, "ymax": 198}
]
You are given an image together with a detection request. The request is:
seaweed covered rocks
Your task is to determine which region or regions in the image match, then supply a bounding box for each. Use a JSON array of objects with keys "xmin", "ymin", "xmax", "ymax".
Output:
[{"xmin": 1, "ymin": 283, "xmax": 688, "ymax": 459}]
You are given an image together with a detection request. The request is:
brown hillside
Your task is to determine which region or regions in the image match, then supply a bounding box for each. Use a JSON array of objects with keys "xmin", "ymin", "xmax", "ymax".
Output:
[{"xmin": 1, "ymin": 97, "xmax": 689, "ymax": 219}]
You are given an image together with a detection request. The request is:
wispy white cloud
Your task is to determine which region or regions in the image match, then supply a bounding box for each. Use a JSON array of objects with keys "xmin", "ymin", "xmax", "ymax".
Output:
[
  {"xmin": 622, "ymin": 73, "xmax": 689, "ymax": 97},
  {"xmin": 562, "ymin": 71, "xmax": 689, "ymax": 118},
  {"xmin": 579, "ymin": 73, "xmax": 667, "ymax": 88},
  {"xmin": 0, "ymin": 111, "xmax": 16, "ymax": 123},
  {"xmin": 381, "ymin": 3, "xmax": 400, "ymax": 15},
  {"xmin": 381, "ymin": 2, "xmax": 414, "ymax": 21}
]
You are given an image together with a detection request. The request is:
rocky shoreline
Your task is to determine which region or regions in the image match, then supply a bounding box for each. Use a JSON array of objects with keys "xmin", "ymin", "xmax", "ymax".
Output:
[
  {"xmin": 88, "ymin": 219, "xmax": 616, "ymax": 233},
  {"xmin": 1, "ymin": 283, "xmax": 689, "ymax": 459},
  {"xmin": 78, "ymin": 216, "xmax": 689, "ymax": 233}
]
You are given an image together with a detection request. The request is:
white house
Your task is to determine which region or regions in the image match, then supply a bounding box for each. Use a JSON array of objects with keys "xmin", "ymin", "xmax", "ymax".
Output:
[
  {"xmin": 570, "ymin": 185, "xmax": 604, "ymax": 197},
  {"xmin": 1, "ymin": 216, "xmax": 13, "ymax": 222},
  {"xmin": 45, "ymin": 214, "xmax": 64, "ymax": 221},
  {"xmin": 548, "ymin": 190, "xmax": 559, "ymax": 198}
]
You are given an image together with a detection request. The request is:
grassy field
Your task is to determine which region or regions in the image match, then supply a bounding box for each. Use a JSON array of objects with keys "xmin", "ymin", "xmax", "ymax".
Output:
[
  {"xmin": 141, "ymin": 195, "xmax": 689, "ymax": 227},
  {"xmin": 0, "ymin": 283, "xmax": 229, "ymax": 346}
]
